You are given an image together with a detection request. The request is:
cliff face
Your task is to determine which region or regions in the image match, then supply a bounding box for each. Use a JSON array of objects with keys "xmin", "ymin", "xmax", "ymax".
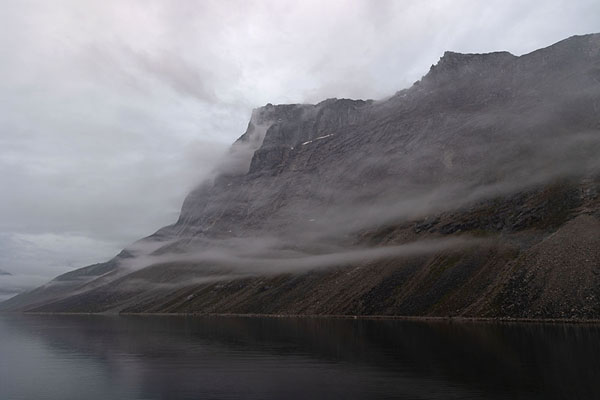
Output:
[{"xmin": 2, "ymin": 33, "xmax": 600, "ymax": 319}]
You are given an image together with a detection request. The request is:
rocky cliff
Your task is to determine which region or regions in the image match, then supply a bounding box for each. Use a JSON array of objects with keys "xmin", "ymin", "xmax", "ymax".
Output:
[{"xmin": 2, "ymin": 33, "xmax": 600, "ymax": 319}]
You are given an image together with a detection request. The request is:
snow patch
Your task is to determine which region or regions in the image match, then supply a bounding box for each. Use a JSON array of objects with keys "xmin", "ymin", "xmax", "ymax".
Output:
[{"xmin": 301, "ymin": 134, "xmax": 334, "ymax": 146}]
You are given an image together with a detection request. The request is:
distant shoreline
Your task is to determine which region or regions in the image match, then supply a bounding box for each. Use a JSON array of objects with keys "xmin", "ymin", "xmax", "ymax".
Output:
[{"xmin": 4, "ymin": 311, "xmax": 600, "ymax": 325}]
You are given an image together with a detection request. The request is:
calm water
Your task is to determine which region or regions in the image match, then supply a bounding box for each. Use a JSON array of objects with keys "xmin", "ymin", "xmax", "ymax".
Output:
[{"xmin": 1, "ymin": 315, "xmax": 599, "ymax": 399}]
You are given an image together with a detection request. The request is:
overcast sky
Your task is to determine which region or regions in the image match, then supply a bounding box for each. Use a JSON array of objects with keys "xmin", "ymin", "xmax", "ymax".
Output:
[{"xmin": 1, "ymin": 0, "xmax": 599, "ymax": 293}]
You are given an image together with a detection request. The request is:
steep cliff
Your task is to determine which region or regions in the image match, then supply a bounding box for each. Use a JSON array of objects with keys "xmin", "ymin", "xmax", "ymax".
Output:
[{"xmin": 2, "ymin": 33, "xmax": 600, "ymax": 319}]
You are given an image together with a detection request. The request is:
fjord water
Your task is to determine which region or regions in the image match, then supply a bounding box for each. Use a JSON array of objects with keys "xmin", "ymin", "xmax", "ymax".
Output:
[{"xmin": 0, "ymin": 315, "xmax": 599, "ymax": 400}]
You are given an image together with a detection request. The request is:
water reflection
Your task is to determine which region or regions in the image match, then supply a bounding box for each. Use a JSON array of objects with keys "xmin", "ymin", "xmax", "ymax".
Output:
[{"xmin": 1, "ymin": 315, "xmax": 599, "ymax": 399}]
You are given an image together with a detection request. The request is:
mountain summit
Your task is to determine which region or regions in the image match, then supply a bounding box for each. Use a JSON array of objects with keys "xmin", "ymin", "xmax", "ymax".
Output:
[{"xmin": 3, "ymin": 33, "xmax": 600, "ymax": 319}]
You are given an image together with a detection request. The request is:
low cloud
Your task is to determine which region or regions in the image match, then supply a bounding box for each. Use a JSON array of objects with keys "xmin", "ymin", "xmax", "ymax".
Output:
[{"xmin": 111, "ymin": 236, "xmax": 483, "ymax": 292}]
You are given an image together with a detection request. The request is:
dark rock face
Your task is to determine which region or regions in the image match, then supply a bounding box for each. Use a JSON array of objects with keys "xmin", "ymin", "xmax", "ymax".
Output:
[{"xmin": 2, "ymin": 33, "xmax": 600, "ymax": 318}]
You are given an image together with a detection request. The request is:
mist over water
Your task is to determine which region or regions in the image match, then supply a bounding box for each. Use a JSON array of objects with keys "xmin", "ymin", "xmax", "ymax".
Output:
[{"xmin": 1, "ymin": 315, "xmax": 599, "ymax": 400}]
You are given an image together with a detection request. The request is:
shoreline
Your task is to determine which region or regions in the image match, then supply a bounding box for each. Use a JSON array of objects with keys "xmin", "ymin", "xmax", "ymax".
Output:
[{"xmin": 4, "ymin": 311, "xmax": 600, "ymax": 325}]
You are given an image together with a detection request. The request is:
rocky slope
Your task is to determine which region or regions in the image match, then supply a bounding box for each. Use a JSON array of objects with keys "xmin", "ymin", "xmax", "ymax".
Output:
[{"xmin": 2, "ymin": 33, "xmax": 600, "ymax": 319}]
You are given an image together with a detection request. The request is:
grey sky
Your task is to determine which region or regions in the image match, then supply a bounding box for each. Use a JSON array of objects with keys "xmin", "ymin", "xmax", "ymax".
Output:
[{"xmin": 1, "ymin": 0, "xmax": 599, "ymax": 295}]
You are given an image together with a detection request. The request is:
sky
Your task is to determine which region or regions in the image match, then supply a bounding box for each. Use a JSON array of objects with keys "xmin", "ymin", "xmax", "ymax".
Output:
[{"xmin": 1, "ymin": 0, "xmax": 599, "ymax": 295}]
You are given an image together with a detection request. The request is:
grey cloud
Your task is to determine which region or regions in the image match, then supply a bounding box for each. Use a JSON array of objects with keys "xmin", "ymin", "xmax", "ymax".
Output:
[
  {"xmin": 112, "ymin": 236, "xmax": 483, "ymax": 292},
  {"xmin": 133, "ymin": 50, "xmax": 218, "ymax": 103}
]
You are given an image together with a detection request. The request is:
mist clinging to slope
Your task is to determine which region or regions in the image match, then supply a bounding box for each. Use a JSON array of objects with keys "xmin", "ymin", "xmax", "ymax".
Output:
[{"xmin": 2, "ymin": 0, "xmax": 600, "ymax": 294}]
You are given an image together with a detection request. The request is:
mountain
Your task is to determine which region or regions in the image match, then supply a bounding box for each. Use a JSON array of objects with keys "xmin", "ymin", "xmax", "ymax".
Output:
[
  {"xmin": 2, "ymin": 33, "xmax": 600, "ymax": 319},
  {"xmin": 0, "ymin": 270, "xmax": 16, "ymax": 302}
]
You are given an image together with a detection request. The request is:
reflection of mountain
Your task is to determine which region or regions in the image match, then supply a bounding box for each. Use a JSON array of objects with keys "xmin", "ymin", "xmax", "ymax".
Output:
[
  {"xmin": 2, "ymin": 33, "xmax": 600, "ymax": 318},
  {"xmin": 2, "ymin": 315, "xmax": 600, "ymax": 399}
]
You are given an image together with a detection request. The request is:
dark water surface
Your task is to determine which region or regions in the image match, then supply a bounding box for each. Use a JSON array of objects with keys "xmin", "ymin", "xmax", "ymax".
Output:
[{"xmin": 1, "ymin": 315, "xmax": 599, "ymax": 399}]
